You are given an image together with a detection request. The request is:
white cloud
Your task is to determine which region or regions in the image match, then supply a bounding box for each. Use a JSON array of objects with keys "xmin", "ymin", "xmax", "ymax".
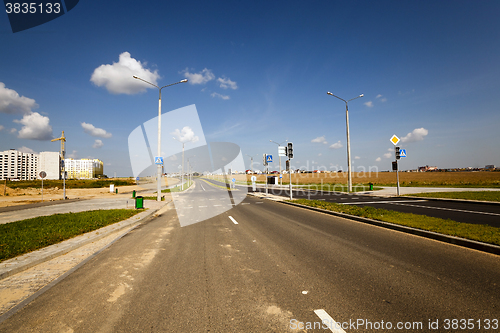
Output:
[
  {"xmin": 67, "ymin": 150, "xmax": 78, "ymax": 159},
  {"xmin": 93, "ymin": 139, "xmax": 104, "ymax": 148},
  {"xmin": 217, "ymin": 77, "xmax": 238, "ymax": 90},
  {"xmin": 10, "ymin": 128, "xmax": 17, "ymax": 134},
  {"xmin": 329, "ymin": 140, "xmax": 343, "ymax": 149},
  {"xmin": 401, "ymin": 127, "xmax": 429, "ymax": 143},
  {"xmin": 90, "ymin": 52, "xmax": 160, "ymax": 94},
  {"xmin": 17, "ymin": 146, "xmax": 36, "ymax": 154},
  {"xmin": 375, "ymin": 157, "xmax": 381, "ymax": 162},
  {"xmin": 318, "ymin": 153, "xmax": 322, "ymax": 157},
  {"xmin": 14, "ymin": 112, "xmax": 53, "ymax": 140},
  {"xmin": 364, "ymin": 101, "xmax": 374, "ymax": 107},
  {"xmin": 211, "ymin": 92, "xmax": 230, "ymax": 100},
  {"xmin": 376, "ymin": 94, "xmax": 382, "ymax": 99},
  {"xmin": 376, "ymin": 94, "xmax": 387, "ymax": 102},
  {"xmin": 181, "ymin": 68, "xmax": 215, "ymax": 85},
  {"xmin": 384, "ymin": 152, "xmax": 392, "ymax": 158},
  {"xmin": 171, "ymin": 126, "xmax": 199, "ymax": 143},
  {"xmin": 0, "ymin": 125, "xmax": 4, "ymax": 131},
  {"xmin": 354, "ymin": 156, "xmax": 360, "ymax": 160},
  {"xmin": 311, "ymin": 136, "xmax": 327, "ymax": 144},
  {"xmin": 81, "ymin": 122, "xmax": 112, "ymax": 138},
  {"xmin": 0, "ymin": 82, "xmax": 38, "ymax": 115}
]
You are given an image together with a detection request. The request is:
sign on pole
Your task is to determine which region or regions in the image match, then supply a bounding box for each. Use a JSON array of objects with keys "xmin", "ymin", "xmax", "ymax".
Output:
[
  {"xmin": 390, "ymin": 134, "xmax": 400, "ymax": 146},
  {"xmin": 400, "ymin": 149, "xmax": 407, "ymax": 158},
  {"xmin": 266, "ymin": 154, "xmax": 273, "ymax": 163},
  {"xmin": 278, "ymin": 146, "xmax": 286, "ymax": 157},
  {"xmin": 154, "ymin": 156, "xmax": 164, "ymax": 165}
]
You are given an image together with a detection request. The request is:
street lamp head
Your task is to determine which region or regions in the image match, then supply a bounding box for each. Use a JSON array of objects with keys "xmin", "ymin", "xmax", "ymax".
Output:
[
  {"xmin": 327, "ymin": 92, "xmax": 333, "ymax": 95},
  {"xmin": 359, "ymin": 94, "xmax": 364, "ymax": 97},
  {"xmin": 133, "ymin": 75, "xmax": 139, "ymax": 79},
  {"xmin": 180, "ymin": 79, "xmax": 188, "ymax": 83}
]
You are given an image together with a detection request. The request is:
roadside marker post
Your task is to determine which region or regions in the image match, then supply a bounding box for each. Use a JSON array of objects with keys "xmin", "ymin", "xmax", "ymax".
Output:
[{"xmin": 287, "ymin": 142, "xmax": 293, "ymax": 200}]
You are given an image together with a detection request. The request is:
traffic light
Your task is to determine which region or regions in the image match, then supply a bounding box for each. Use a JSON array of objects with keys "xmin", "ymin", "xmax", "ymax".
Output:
[
  {"xmin": 263, "ymin": 153, "xmax": 267, "ymax": 166},
  {"xmin": 287, "ymin": 142, "xmax": 293, "ymax": 159},
  {"xmin": 395, "ymin": 146, "xmax": 400, "ymax": 160}
]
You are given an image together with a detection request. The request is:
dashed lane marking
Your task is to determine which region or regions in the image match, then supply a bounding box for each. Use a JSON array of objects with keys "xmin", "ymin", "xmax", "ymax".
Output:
[
  {"xmin": 229, "ymin": 216, "xmax": 238, "ymax": 224},
  {"xmin": 314, "ymin": 309, "xmax": 346, "ymax": 333}
]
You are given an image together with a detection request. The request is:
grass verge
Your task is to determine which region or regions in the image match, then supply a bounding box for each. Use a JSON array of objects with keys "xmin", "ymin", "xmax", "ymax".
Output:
[
  {"xmin": 0, "ymin": 209, "xmax": 141, "ymax": 262},
  {"xmin": 406, "ymin": 191, "xmax": 500, "ymax": 202},
  {"xmin": 292, "ymin": 199, "xmax": 500, "ymax": 246},
  {"xmin": 161, "ymin": 180, "xmax": 193, "ymax": 193}
]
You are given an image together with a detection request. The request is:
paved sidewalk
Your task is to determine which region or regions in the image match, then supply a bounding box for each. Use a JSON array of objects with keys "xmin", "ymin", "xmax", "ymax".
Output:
[{"xmin": 0, "ymin": 197, "xmax": 151, "ymax": 225}]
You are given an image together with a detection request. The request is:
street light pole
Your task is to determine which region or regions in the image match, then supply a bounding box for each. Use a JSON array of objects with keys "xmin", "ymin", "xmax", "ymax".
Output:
[
  {"xmin": 270, "ymin": 139, "xmax": 287, "ymax": 186},
  {"xmin": 133, "ymin": 76, "xmax": 187, "ymax": 201},
  {"xmin": 173, "ymin": 137, "xmax": 186, "ymax": 191},
  {"xmin": 327, "ymin": 92, "xmax": 363, "ymax": 193}
]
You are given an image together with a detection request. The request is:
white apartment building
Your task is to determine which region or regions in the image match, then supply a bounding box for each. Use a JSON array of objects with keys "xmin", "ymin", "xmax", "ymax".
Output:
[
  {"xmin": 64, "ymin": 158, "xmax": 104, "ymax": 179},
  {"xmin": 38, "ymin": 151, "xmax": 62, "ymax": 180},
  {"xmin": 0, "ymin": 149, "xmax": 39, "ymax": 180}
]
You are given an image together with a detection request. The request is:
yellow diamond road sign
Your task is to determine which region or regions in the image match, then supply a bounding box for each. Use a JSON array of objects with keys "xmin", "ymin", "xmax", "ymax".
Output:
[{"xmin": 390, "ymin": 134, "xmax": 400, "ymax": 146}]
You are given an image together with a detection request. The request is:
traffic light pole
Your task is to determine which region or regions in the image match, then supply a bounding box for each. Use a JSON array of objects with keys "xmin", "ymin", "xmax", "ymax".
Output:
[
  {"xmin": 396, "ymin": 160, "xmax": 400, "ymax": 196},
  {"xmin": 288, "ymin": 160, "xmax": 292, "ymax": 200}
]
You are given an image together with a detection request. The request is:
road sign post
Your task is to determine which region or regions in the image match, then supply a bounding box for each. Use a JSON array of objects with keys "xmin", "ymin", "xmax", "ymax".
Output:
[
  {"xmin": 263, "ymin": 154, "xmax": 268, "ymax": 195},
  {"xmin": 39, "ymin": 171, "xmax": 46, "ymax": 202},
  {"xmin": 390, "ymin": 135, "xmax": 401, "ymax": 196}
]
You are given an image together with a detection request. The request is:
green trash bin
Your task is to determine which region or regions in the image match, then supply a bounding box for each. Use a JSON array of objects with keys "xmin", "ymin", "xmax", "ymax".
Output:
[
  {"xmin": 115, "ymin": 188, "xmax": 118, "ymax": 194},
  {"xmin": 132, "ymin": 190, "xmax": 136, "ymax": 198},
  {"xmin": 369, "ymin": 183, "xmax": 373, "ymax": 191},
  {"xmin": 135, "ymin": 196, "xmax": 144, "ymax": 209}
]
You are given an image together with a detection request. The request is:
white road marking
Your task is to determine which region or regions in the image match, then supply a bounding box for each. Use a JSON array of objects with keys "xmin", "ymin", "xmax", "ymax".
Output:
[
  {"xmin": 390, "ymin": 202, "xmax": 500, "ymax": 216},
  {"xmin": 241, "ymin": 203, "xmax": 250, "ymax": 205},
  {"xmin": 314, "ymin": 309, "xmax": 346, "ymax": 333},
  {"xmin": 229, "ymin": 216, "xmax": 238, "ymax": 224},
  {"xmin": 344, "ymin": 199, "xmax": 500, "ymax": 216},
  {"xmin": 199, "ymin": 206, "xmax": 207, "ymax": 208},
  {"xmin": 344, "ymin": 199, "xmax": 427, "ymax": 205},
  {"xmin": 256, "ymin": 202, "xmax": 263, "ymax": 204},
  {"xmin": 214, "ymin": 205, "xmax": 222, "ymax": 207},
  {"xmin": 200, "ymin": 183, "xmax": 206, "ymax": 191},
  {"xmin": 209, "ymin": 198, "xmax": 215, "ymax": 200}
]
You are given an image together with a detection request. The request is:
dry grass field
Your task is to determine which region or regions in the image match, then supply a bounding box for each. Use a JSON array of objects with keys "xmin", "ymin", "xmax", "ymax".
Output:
[{"xmin": 228, "ymin": 171, "xmax": 500, "ymax": 187}]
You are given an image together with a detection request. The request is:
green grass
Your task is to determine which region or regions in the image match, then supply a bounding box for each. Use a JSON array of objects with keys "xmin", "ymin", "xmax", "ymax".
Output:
[
  {"xmin": 298, "ymin": 183, "xmax": 382, "ymax": 192},
  {"xmin": 6, "ymin": 178, "xmax": 136, "ymax": 189},
  {"xmin": 161, "ymin": 180, "xmax": 193, "ymax": 193},
  {"xmin": 142, "ymin": 196, "xmax": 165, "ymax": 201},
  {"xmin": 407, "ymin": 191, "xmax": 500, "ymax": 202},
  {"xmin": 0, "ymin": 209, "xmax": 141, "ymax": 262},
  {"xmin": 292, "ymin": 199, "xmax": 500, "ymax": 246}
]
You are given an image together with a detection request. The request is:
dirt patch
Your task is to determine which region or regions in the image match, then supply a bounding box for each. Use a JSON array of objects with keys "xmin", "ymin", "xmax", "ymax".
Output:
[{"xmin": 0, "ymin": 178, "xmax": 180, "ymax": 208}]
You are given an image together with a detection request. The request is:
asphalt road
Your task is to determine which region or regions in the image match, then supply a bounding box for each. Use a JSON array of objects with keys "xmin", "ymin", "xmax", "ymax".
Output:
[
  {"xmin": 245, "ymin": 183, "xmax": 500, "ymax": 228},
  {"xmin": 1, "ymin": 179, "xmax": 499, "ymax": 332}
]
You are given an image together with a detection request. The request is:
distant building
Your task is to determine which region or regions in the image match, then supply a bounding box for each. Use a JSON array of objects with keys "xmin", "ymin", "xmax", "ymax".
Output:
[
  {"xmin": 38, "ymin": 151, "xmax": 61, "ymax": 180},
  {"xmin": 64, "ymin": 158, "xmax": 103, "ymax": 179},
  {"xmin": 418, "ymin": 165, "xmax": 438, "ymax": 172},
  {"xmin": 0, "ymin": 149, "xmax": 39, "ymax": 180},
  {"xmin": 485, "ymin": 165, "xmax": 496, "ymax": 170}
]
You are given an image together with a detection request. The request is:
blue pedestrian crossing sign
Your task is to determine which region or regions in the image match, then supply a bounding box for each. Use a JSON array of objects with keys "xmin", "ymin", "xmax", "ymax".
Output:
[
  {"xmin": 154, "ymin": 156, "xmax": 164, "ymax": 165},
  {"xmin": 266, "ymin": 155, "xmax": 273, "ymax": 163},
  {"xmin": 400, "ymin": 149, "xmax": 407, "ymax": 158}
]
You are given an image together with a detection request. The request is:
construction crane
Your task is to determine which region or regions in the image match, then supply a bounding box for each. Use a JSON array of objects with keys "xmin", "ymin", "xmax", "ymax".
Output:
[{"xmin": 51, "ymin": 131, "xmax": 66, "ymax": 159}]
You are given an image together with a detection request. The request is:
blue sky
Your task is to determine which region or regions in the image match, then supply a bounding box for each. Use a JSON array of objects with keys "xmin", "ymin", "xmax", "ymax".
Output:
[{"xmin": 1, "ymin": 1, "xmax": 500, "ymax": 176}]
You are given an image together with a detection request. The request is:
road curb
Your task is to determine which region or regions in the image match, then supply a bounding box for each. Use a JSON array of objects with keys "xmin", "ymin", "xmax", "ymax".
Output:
[
  {"xmin": 0, "ymin": 200, "xmax": 171, "ymax": 281},
  {"xmin": 272, "ymin": 199, "xmax": 500, "ymax": 256}
]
